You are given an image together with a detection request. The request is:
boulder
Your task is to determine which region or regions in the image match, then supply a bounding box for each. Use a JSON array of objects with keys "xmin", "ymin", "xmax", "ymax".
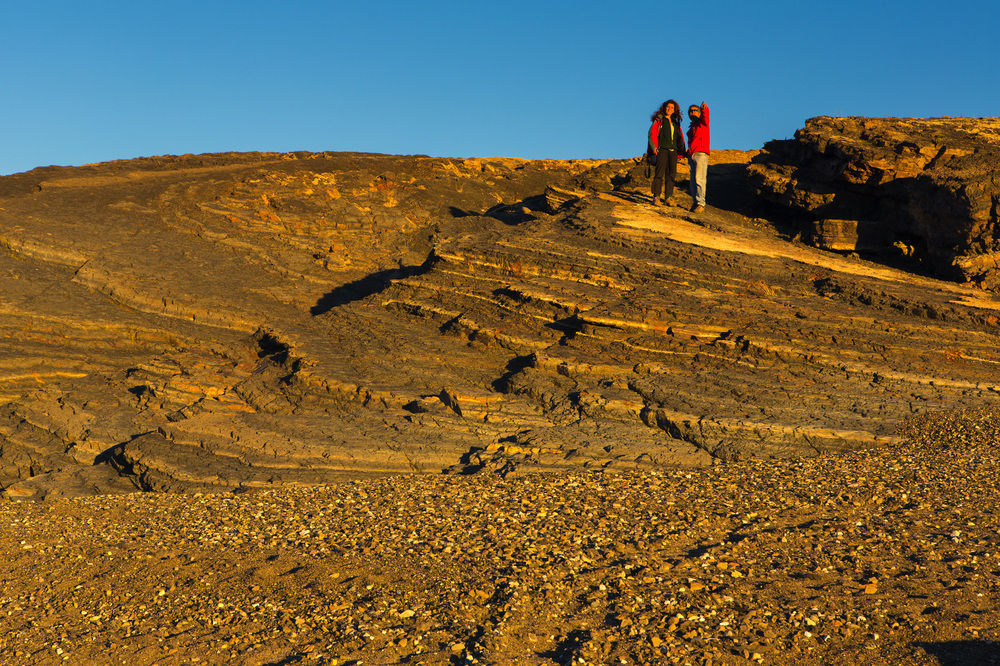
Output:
[{"xmin": 748, "ymin": 116, "xmax": 1000, "ymax": 287}]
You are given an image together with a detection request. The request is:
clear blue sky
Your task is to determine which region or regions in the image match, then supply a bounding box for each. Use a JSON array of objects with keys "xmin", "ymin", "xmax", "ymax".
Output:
[{"xmin": 2, "ymin": 0, "xmax": 997, "ymax": 175}]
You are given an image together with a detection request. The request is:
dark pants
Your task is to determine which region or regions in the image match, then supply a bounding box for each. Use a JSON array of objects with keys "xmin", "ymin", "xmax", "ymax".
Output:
[{"xmin": 651, "ymin": 151, "xmax": 677, "ymax": 200}]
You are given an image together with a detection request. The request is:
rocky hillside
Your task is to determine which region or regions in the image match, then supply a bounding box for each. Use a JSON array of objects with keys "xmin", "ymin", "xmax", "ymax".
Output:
[
  {"xmin": 4, "ymin": 123, "xmax": 1000, "ymax": 665},
  {"xmin": 747, "ymin": 117, "xmax": 1000, "ymax": 288},
  {"xmin": 1, "ymin": 146, "xmax": 1000, "ymax": 499}
]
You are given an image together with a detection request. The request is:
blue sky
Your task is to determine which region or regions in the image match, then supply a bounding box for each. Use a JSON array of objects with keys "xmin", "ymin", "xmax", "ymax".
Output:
[{"xmin": 1, "ymin": 0, "xmax": 997, "ymax": 175}]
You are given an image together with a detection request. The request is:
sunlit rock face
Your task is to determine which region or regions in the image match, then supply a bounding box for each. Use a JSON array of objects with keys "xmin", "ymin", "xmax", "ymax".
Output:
[
  {"xmin": 2, "ymin": 148, "xmax": 999, "ymax": 499},
  {"xmin": 747, "ymin": 117, "xmax": 1000, "ymax": 288}
]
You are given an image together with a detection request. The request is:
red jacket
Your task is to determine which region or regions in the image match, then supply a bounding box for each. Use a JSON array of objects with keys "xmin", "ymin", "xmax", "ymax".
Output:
[{"xmin": 686, "ymin": 103, "xmax": 710, "ymax": 156}]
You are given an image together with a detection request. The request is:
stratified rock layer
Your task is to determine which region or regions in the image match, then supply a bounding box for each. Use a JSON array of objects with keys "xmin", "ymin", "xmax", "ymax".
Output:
[
  {"xmin": 1, "ymin": 149, "xmax": 999, "ymax": 497},
  {"xmin": 747, "ymin": 117, "xmax": 1000, "ymax": 286}
]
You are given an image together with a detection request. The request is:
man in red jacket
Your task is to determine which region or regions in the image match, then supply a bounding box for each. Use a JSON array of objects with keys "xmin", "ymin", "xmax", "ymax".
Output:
[{"xmin": 686, "ymin": 102, "xmax": 710, "ymax": 213}]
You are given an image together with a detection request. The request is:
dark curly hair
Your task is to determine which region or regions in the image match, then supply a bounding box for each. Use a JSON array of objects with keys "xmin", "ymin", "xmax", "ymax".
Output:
[{"xmin": 651, "ymin": 99, "xmax": 682, "ymax": 123}]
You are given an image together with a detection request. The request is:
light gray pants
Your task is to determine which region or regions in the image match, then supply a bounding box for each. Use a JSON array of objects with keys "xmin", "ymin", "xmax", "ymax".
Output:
[{"xmin": 688, "ymin": 151, "xmax": 708, "ymax": 206}]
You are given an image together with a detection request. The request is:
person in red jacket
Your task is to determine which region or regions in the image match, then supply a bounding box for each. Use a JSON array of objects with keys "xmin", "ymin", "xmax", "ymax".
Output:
[
  {"xmin": 647, "ymin": 100, "xmax": 686, "ymax": 206},
  {"xmin": 686, "ymin": 101, "xmax": 710, "ymax": 213}
]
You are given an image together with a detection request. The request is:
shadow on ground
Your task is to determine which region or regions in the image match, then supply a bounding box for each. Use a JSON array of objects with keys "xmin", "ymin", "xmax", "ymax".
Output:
[
  {"xmin": 311, "ymin": 261, "xmax": 432, "ymax": 315},
  {"xmin": 919, "ymin": 641, "xmax": 1000, "ymax": 665}
]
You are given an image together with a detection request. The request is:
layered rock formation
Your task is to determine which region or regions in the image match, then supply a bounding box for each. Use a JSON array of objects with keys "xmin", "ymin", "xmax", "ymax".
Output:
[
  {"xmin": 748, "ymin": 117, "xmax": 1000, "ymax": 287},
  {"xmin": 2, "ymin": 147, "xmax": 999, "ymax": 498}
]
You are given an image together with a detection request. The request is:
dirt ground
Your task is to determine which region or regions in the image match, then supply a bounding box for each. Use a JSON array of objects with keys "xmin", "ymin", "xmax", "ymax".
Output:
[{"xmin": 4, "ymin": 408, "xmax": 1000, "ymax": 665}]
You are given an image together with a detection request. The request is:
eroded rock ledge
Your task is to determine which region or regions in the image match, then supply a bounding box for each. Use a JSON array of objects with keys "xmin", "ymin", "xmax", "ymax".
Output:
[
  {"xmin": 747, "ymin": 116, "xmax": 1000, "ymax": 287},
  {"xmin": 1, "ymin": 148, "xmax": 999, "ymax": 498}
]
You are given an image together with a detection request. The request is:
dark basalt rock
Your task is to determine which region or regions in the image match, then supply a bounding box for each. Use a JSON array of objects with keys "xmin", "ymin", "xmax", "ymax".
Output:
[{"xmin": 747, "ymin": 116, "xmax": 1000, "ymax": 287}]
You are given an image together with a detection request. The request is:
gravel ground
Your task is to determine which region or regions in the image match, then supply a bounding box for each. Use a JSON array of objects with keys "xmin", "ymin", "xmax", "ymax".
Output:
[{"xmin": 4, "ymin": 409, "xmax": 1000, "ymax": 665}]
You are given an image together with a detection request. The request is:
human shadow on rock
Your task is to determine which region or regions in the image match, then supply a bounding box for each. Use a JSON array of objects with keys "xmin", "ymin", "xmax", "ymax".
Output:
[
  {"xmin": 311, "ymin": 258, "xmax": 433, "ymax": 315},
  {"xmin": 917, "ymin": 640, "xmax": 1000, "ymax": 665}
]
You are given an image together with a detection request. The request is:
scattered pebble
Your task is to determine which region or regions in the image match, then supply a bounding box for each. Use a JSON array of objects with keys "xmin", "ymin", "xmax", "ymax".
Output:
[{"xmin": 1, "ymin": 409, "xmax": 999, "ymax": 663}]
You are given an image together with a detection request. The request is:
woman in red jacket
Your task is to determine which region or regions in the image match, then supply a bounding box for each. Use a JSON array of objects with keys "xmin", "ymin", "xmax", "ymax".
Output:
[{"xmin": 647, "ymin": 100, "xmax": 686, "ymax": 206}]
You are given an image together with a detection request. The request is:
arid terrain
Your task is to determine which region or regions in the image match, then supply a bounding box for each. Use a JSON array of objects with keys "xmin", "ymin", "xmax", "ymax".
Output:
[
  {"xmin": 2, "ymin": 116, "xmax": 1000, "ymax": 664},
  {"xmin": 5, "ymin": 410, "xmax": 1000, "ymax": 665}
]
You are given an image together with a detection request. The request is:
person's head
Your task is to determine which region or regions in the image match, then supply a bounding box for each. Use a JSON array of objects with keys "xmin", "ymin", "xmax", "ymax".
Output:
[
  {"xmin": 652, "ymin": 99, "xmax": 682, "ymax": 122},
  {"xmin": 688, "ymin": 104, "xmax": 702, "ymax": 120}
]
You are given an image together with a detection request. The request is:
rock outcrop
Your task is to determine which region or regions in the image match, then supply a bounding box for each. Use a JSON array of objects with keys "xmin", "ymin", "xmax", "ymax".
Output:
[
  {"xmin": 2, "ymin": 148, "xmax": 1000, "ymax": 498},
  {"xmin": 747, "ymin": 117, "xmax": 1000, "ymax": 287}
]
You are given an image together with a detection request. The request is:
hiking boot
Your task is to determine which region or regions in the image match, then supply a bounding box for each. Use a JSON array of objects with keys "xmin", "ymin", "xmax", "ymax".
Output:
[
  {"xmin": 692, "ymin": 204, "xmax": 706, "ymax": 213},
  {"xmin": 664, "ymin": 197, "xmax": 675, "ymax": 206},
  {"xmin": 651, "ymin": 197, "xmax": 661, "ymax": 207}
]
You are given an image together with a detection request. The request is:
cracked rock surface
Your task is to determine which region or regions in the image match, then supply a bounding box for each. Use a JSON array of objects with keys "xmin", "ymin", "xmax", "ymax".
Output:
[
  {"xmin": 3, "ymin": 132, "xmax": 1000, "ymax": 664},
  {"xmin": 1, "ymin": 148, "xmax": 1000, "ymax": 497}
]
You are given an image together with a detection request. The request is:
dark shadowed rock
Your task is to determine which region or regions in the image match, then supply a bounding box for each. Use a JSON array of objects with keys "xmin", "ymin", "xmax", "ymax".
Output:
[{"xmin": 747, "ymin": 116, "xmax": 1000, "ymax": 287}]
